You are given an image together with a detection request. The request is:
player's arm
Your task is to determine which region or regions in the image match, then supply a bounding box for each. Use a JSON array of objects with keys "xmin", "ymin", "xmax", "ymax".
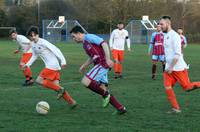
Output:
[
  {"xmin": 125, "ymin": 31, "xmax": 131, "ymax": 51},
  {"xmin": 183, "ymin": 36, "xmax": 187, "ymax": 48},
  {"xmin": 79, "ymin": 58, "xmax": 93, "ymax": 73},
  {"xmin": 102, "ymin": 42, "xmax": 113, "ymax": 68},
  {"xmin": 148, "ymin": 44, "xmax": 153, "ymax": 55},
  {"xmin": 14, "ymin": 46, "xmax": 21, "ymax": 54},
  {"xmin": 24, "ymin": 48, "xmax": 38, "ymax": 69},
  {"xmin": 45, "ymin": 41, "xmax": 67, "ymax": 68},
  {"xmin": 23, "ymin": 42, "xmax": 32, "ymax": 51},
  {"xmin": 168, "ymin": 35, "xmax": 182, "ymax": 73},
  {"xmin": 86, "ymin": 34, "xmax": 113, "ymax": 67},
  {"xmin": 109, "ymin": 31, "xmax": 114, "ymax": 51},
  {"xmin": 148, "ymin": 33, "xmax": 155, "ymax": 55},
  {"xmin": 14, "ymin": 37, "xmax": 22, "ymax": 54}
]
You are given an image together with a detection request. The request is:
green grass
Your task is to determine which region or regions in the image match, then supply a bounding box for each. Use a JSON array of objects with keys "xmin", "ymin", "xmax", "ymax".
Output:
[{"xmin": 0, "ymin": 40, "xmax": 200, "ymax": 132}]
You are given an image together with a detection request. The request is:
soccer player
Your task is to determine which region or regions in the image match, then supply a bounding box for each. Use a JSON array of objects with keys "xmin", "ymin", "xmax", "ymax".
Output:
[
  {"xmin": 160, "ymin": 16, "xmax": 200, "ymax": 113},
  {"xmin": 70, "ymin": 26, "xmax": 126, "ymax": 115},
  {"xmin": 24, "ymin": 26, "xmax": 77, "ymax": 107},
  {"xmin": 148, "ymin": 24, "xmax": 165, "ymax": 80},
  {"xmin": 177, "ymin": 28, "xmax": 187, "ymax": 52},
  {"xmin": 9, "ymin": 29, "xmax": 34, "ymax": 86},
  {"xmin": 109, "ymin": 22, "xmax": 131, "ymax": 79}
]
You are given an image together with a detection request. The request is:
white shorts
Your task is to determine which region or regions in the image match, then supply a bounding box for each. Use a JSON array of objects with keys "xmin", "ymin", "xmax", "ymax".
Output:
[
  {"xmin": 86, "ymin": 64, "xmax": 108, "ymax": 84},
  {"xmin": 152, "ymin": 55, "xmax": 165, "ymax": 62}
]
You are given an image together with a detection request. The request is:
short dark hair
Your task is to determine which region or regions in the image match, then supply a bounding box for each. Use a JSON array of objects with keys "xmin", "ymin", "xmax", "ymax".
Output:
[
  {"xmin": 118, "ymin": 22, "xmax": 124, "ymax": 25},
  {"xmin": 161, "ymin": 16, "xmax": 171, "ymax": 20},
  {"xmin": 70, "ymin": 26, "xmax": 84, "ymax": 34},
  {"xmin": 9, "ymin": 29, "xmax": 17, "ymax": 35},
  {"xmin": 27, "ymin": 26, "xmax": 39, "ymax": 36}
]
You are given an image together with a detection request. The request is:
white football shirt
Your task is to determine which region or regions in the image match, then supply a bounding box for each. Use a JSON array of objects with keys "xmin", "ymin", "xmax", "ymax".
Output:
[
  {"xmin": 164, "ymin": 30, "xmax": 188, "ymax": 71},
  {"xmin": 16, "ymin": 35, "xmax": 32, "ymax": 53},
  {"xmin": 109, "ymin": 29, "xmax": 130, "ymax": 50},
  {"xmin": 26, "ymin": 38, "xmax": 66, "ymax": 70}
]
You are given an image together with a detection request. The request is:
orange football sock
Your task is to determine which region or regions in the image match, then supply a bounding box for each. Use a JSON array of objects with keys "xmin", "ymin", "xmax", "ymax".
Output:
[
  {"xmin": 166, "ymin": 89, "xmax": 180, "ymax": 110},
  {"xmin": 114, "ymin": 63, "xmax": 119, "ymax": 73},
  {"xmin": 193, "ymin": 82, "xmax": 200, "ymax": 88},
  {"xmin": 23, "ymin": 67, "xmax": 32, "ymax": 80},
  {"xmin": 118, "ymin": 64, "xmax": 122, "ymax": 74},
  {"xmin": 43, "ymin": 80, "xmax": 60, "ymax": 91},
  {"xmin": 63, "ymin": 91, "xmax": 75, "ymax": 105}
]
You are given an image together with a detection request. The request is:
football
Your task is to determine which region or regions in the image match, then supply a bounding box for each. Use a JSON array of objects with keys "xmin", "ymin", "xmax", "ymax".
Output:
[{"xmin": 36, "ymin": 101, "xmax": 50, "ymax": 115}]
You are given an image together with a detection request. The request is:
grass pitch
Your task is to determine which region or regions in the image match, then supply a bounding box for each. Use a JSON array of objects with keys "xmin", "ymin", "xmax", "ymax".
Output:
[{"xmin": 0, "ymin": 40, "xmax": 200, "ymax": 132}]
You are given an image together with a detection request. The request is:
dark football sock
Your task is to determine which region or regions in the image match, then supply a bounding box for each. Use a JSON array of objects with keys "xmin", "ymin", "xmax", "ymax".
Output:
[
  {"xmin": 152, "ymin": 64, "xmax": 157, "ymax": 75},
  {"xmin": 87, "ymin": 80, "xmax": 109, "ymax": 97},
  {"xmin": 109, "ymin": 95, "xmax": 123, "ymax": 110}
]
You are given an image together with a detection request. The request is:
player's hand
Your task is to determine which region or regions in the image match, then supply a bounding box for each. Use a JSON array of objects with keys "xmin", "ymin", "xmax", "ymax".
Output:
[
  {"xmin": 183, "ymin": 45, "xmax": 187, "ymax": 48},
  {"xmin": 167, "ymin": 70, "xmax": 173, "ymax": 74},
  {"xmin": 106, "ymin": 59, "xmax": 114, "ymax": 68},
  {"xmin": 14, "ymin": 50, "xmax": 19, "ymax": 54},
  {"xmin": 167, "ymin": 66, "xmax": 173, "ymax": 74},
  {"xmin": 22, "ymin": 64, "xmax": 28, "ymax": 70},
  {"xmin": 61, "ymin": 64, "xmax": 67, "ymax": 69},
  {"xmin": 79, "ymin": 64, "xmax": 86, "ymax": 74}
]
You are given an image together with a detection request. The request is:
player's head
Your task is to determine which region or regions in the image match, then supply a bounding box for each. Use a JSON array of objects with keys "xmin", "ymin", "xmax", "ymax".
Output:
[
  {"xmin": 70, "ymin": 26, "xmax": 85, "ymax": 43},
  {"xmin": 117, "ymin": 22, "xmax": 124, "ymax": 30},
  {"xmin": 156, "ymin": 23, "xmax": 162, "ymax": 32},
  {"xmin": 27, "ymin": 26, "xmax": 39, "ymax": 42},
  {"xmin": 9, "ymin": 29, "xmax": 17, "ymax": 40},
  {"xmin": 177, "ymin": 28, "xmax": 183, "ymax": 35},
  {"xmin": 159, "ymin": 16, "xmax": 171, "ymax": 33}
]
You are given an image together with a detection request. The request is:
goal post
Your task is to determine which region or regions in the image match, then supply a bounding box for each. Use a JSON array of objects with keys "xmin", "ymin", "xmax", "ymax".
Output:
[
  {"xmin": 0, "ymin": 27, "xmax": 16, "ymax": 38},
  {"xmin": 125, "ymin": 16, "xmax": 158, "ymax": 44},
  {"xmin": 42, "ymin": 19, "xmax": 87, "ymax": 43}
]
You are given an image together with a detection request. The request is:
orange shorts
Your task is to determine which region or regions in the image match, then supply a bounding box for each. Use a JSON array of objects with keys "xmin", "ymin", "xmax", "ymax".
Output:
[
  {"xmin": 20, "ymin": 53, "xmax": 32, "ymax": 65},
  {"xmin": 39, "ymin": 68, "xmax": 60, "ymax": 81},
  {"xmin": 112, "ymin": 49, "xmax": 124, "ymax": 62},
  {"xmin": 163, "ymin": 69, "xmax": 191, "ymax": 90}
]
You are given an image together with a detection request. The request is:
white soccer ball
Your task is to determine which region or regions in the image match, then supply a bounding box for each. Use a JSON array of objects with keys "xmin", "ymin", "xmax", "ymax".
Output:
[{"xmin": 36, "ymin": 101, "xmax": 50, "ymax": 115}]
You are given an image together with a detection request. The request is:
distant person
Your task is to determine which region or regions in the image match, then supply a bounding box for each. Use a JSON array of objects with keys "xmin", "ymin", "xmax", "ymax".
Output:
[
  {"xmin": 9, "ymin": 29, "xmax": 34, "ymax": 86},
  {"xmin": 177, "ymin": 28, "xmax": 187, "ymax": 53},
  {"xmin": 70, "ymin": 26, "xmax": 126, "ymax": 115},
  {"xmin": 109, "ymin": 22, "xmax": 131, "ymax": 79},
  {"xmin": 160, "ymin": 16, "xmax": 200, "ymax": 114},
  {"xmin": 148, "ymin": 24, "xmax": 165, "ymax": 80},
  {"xmin": 24, "ymin": 26, "xmax": 77, "ymax": 107}
]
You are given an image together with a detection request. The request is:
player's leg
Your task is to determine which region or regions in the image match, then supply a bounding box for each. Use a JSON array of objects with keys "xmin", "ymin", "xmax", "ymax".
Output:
[
  {"xmin": 99, "ymin": 83, "xmax": 108, "ymax": 91},
  {"xmin": 38, "ymin": 68, "xmax": 76, "ymax": 103},
  {"xmin": 81, "ymin": 76, "xmax": 109, "ymax": 98},
  {"xmin": 36, "ymin": 73, "xmax": 77, "ymax": 106},
  {"xmin": 102, "ymin": 72, "xmax": 126, "ymax": 114},
  {"xmin": 118, "ymin": 50, "xmax": 124, "ymax": 78},
  {"xmin": 185, "ymin": 70, "xmax": 200, "ymax": 90},
  {"xmin": 163, "ymin": 72, "xmax": 181, "ymax": 113},
  {"xmin": 175, "ymin": 70, "xmax": 200, "ymax": 92},
  {"xmin": 160, "ymin": 55, "xmax": 166, "ymax": 72},
  {"xmin": 81, "ymin": 65, "xmax": 111, "ymax": 107},
  {"xmin": 151, "ymin": 55, "xmax": 158, "ymax": 80},
  {"xmin": 112, "ymin": 50, "xmax": 120, "ymax": 78},
  {"xmin": 110, "ymin": 95, "xmax": 127, "ymax": 115},
  {"xmin": 99, "ymin": 73, "xmax": 126, "ymax": 114},
  {"xmin": 54, "ymin": 80, "xmax": 77, "ymax": 107},
  {"xmin": 161, "ymin": 61, "xmax": 166, "ymax": 72},
  {"xmin": 36, "ymin": 76, "xmax": 60, "ymax": 91},
  {"xmin": 20, "ymin": 53, "xmax": 34, "ymax": 86}
]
